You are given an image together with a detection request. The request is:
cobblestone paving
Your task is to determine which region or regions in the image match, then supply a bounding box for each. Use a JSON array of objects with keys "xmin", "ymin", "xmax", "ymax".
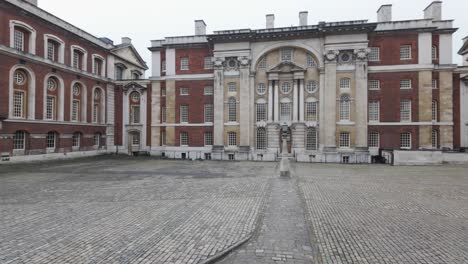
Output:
[
  {"xmin": 219, "ymin": 176, "xmax": 314, "ymax": 264},
  {"xmin": 295, "ymin": 164, "xmax": 468, "ymax": 264},
  {"xmin": 0, "ymin": 156, "xmax": 273, "ymax": 264}
]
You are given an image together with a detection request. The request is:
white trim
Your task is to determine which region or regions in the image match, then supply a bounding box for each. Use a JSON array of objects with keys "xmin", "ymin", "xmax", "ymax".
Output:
[
  {"xmin": 150, "ymin": 73, "xmax": 215, "ymax": 81},
  {"xmin": 70, "ymin": 45, "xmax": 88, "ymax": 71},
  {"xmin": 43, "ymin": 73, "xmax": 65, "ymax": 121},
  {"xmin": 9, "ymin": 65, "xmax": 36, "ymax": 120},
  {"xmin": 91, "ymin": 54, "xmax": 106, "ymax": 77},
  {"xmin": 9, "ymin": 20, "xmax": 36, "ymax": 54},
  {"xmin": 369, "ymin": 122, "xmax": 454, "ymax": 126},
  {"xmin": 70, "ymin": 81, "xmax": 88, "ymax": 123},
  {"xmin": 91, "ymin": 86, "xmax": 106, "ymax": 124},
  {"xmin": 369, "ymin": 64, "xmax": 434, "ymax": 73},
  {"xmin": 43, "ymin": 34, "xmax": 65, "ymax": 63},
  {"xmin": 4, "ymin": 119, "xmax": 107, "ymax": 127}
]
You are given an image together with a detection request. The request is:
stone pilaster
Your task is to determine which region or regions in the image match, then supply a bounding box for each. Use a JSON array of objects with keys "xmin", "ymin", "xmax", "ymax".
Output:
[
  {"xmin": 354, "ymin": 48, "xmax": 369, "ymax": 149},
  {"xmin": 238, "ymin": 56, "xmax": 251, "ymax": 147},
  {"xmin": 418, "ymin": 71, "xmax": 433, "ymax": 149},
  {"xmin": 439, "ymin": 71, "xmax": 454, "ymax": 149},
  {"xmin": 293, "ymin": 79, "xmax": 299, "ymax": 122},
  {"xmin": 321, "ymin": 50, "xmax": 339, "ymax": 150},
  {"xmin": 165, "ymin": 80, "xmax": 176, "ymax": 146},
  {"xmin": 268, "ymin": 80, "xmax": 273, "ymax": 121},
  {"xmin": 151, "ymin": 81, "xmax": 161, "ymax": 147},
  {"xmin": 213, "ymin": 57, "xmax": 225, "ymax": 147},
  {"xmin": 106, "ymin": 84, "xmax": 115, "ymax": 148}
]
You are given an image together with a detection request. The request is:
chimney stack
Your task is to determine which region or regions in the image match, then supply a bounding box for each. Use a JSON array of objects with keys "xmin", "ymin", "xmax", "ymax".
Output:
[
  {"xmin": 299, "ymin": 11, "xmax": 308, "ymax": 26},
  {"xmin": 25, "ymin": 0, "xmax": 38, "ymax": 6},
  {"xmin": 121, "ymin": 37, "xmax": 132, "ymax": 45},
  {"xmin": 195, "ymin": 20, "xmax": 206, "ymax": 36},
  {"xmin": 377, "ymin": 4, "xmax": 392, "ymax": 22},
  {"xmin": 424, "ymin": 1, "xmax": 442, "ymax": 20},
  {"xmin": 266, "ymin": 14, "xmax": 275, "ymax": 29}
]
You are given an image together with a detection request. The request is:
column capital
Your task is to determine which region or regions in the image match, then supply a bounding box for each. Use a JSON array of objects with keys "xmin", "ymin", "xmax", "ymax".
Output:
[
  {"xmin": 354, "ymin": 48, "xmax": 371, "ymax": 62},
  {"xmin": 324, "ymin": 50, "xmax": 339, "ymax": 63},
  {"xmin": 213, "ymin": 57, "xmax": 225, "ymax": 70},
  {"xmin": 237, "ymin": 56, "xmax": 251, "ymax": 68}
]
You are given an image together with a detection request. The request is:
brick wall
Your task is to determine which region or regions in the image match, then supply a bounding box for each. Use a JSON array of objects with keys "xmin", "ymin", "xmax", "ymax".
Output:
[
  {"xmin": 368, "ymin": 125, "xmax": 420, "ymax": 150},
  {"xmin": 174, "ymin": 127, "xmax": 213, "ymax": 147},
  {"xmin": 369, "ymin": 33, "xmax": 419, "ymax": 66},
  {"xmin": 175, "ymin": 80, "xmax": 214, "ymax": 123},
  {"xmin": 453, "ymin": 74, "xmax": 461, "ymax": 148},
  {"xmin": 175, "ymin": 47, "xmax": 213, "ymax": 75}
]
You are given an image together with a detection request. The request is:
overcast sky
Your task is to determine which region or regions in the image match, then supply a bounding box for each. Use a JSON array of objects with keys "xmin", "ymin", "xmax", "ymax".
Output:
[{"xmin": 38, "ymin": 0, "xmax": 467, "ymax": 73}]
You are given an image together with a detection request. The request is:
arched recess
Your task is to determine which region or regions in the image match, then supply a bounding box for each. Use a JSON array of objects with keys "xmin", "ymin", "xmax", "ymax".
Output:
[
  {"xmin": 9, "ymin": 20, "xmax": 37, "ymax": 54},
  {"xmin": 9, "ymin": 65, "xmax": 36, "ymax": 119},
  {"xmin": 43, "ymin": 73, "xmax": 65, "ymax": 121},
  {"xmin": 91, "ymin": 86, "xmax": 106, "ymax": 124},
  {"xmin": 70, "ymin": 81, "xmax": 87, "ymax": 122},
  {"xmin": 252, "ymin": 42, "xmax": 323, "ymax": 70}
]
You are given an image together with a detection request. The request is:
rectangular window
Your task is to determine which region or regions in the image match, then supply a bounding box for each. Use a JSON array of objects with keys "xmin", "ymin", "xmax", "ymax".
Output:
[
  {"xmin": 368, "ymin": 101, "xmax": 380, "ymax": 122},
  {"xmin": 368, "ymin": 80, "xmax": 380, "ymax": 90},
  {"xmin": 228, "ymin": 83, "xmax": 236, "ymax": 92},
  {"xmin": 180, "ymin": 87, "xmax": 189, "ymax": 96},
  {"xmin": 280, "ymin": 103, "xmax": 291, "ymax": 122},
  {"xmin": 13, "ymin": 132, "xmax": 25, "ymax": 150},
  {"xmin": 204, "ymin": 104, "xmax": 213, "ymax": 123},
  {"xmin": 46, "ymin": 133, "xmax": 55, "ymax": 149},
  {"xmin": 161, "ymin": 60, "xmax": 166, "ymax": 72},
  {"xmin": 228, "ymin": 132, "xmax": 237, "ymax": 146},
  {"xmin": 204, "ymin": 57, "xmax": 213, "ymax": 69},
  {"xmin": 432, "ymin": 130, "xmax": 438, "ymax": 149},
  {"xmin": 132, "ymin": 133, "xmax": 140, "ymax": 145},
  {"xmin": 400, "ymin": 133, "xmax": 411, "ymax": 149},
  {"xmin": 14, "ymin": 30, "xmax": 24, "ymax": 51},
  {"xmin": 432, "ymin": 101, "xmax": 438, "ymax": 122},
  {"xmin": 161, "ymin": 107, "xmax": 166, "ymax": 123},
  {"xmin": 204, "ymin": 132, "xmax": 213, "ymax": 146},
  {"xmin": 47, "ymin": 41, "xmax": 55, "ymax": 61},
  {"xmin": 368, "ymin": 132, "xmax": 380, "ymax": 148},
  {"xmin": 204, "ymin": 86, "xmax": 213, "ymax": 95},
  {"xmin": 72, "ymin": 100, "xmax": 80, "ymax": 121},
  {"xmin": 400, "ymin": 45, "xmax": 412, "ymax": 60},
  {"xmin": 161, "ymin": 131, "xmax": 166, "ymax": 145},
  {"xmin": 180, "ymin": 105, "xmax": 189, "ymax": 123},
  {"xmin": 340, "ymin": 78, "xmax": 351, "ymax": 89},
  {"xmin": 13, "ymin": 91, "xmax": 24, "ymax": 118},
  {"xmin": 305, "ymin": 101, "xmax": 318, "ymax": 121},
  {"xmin": 400, "ymin": 100, "xmax": 412, "ymax": 122},
  {"xmin": 369, "ymin": 47, "xmax": 380, "ymax": 61},
  {"xmin": 93, "ymin": 60, "xmax": 99, "ymax": 75},
  {"xmin": 93, "ymin": 134, "xmax": 100, "ymax": 146},
  {"xmin": 432, "ymin": 46, "xmax": 438, "ymax": 60},
  {"xmin": 161, "ymin": 88, "xmax": 166, "ymax": 97},
  {"xmin": 432, "ymin": 79, "xmax": 438, "ymax": 89},
  {"xmin": 400, "ymin": 79, "xmax": 412, "ymax": 89},
  {"xmin": 180, "ymin": 57, "xmax": 189, "ymax": 70},
  {"xmin": 72, "ymin": 134, "xmax": 80, "ymax": 147},
  {"xmin": 132, "ymin": 106, "xmax": 140, "ymax": 124},
  {"xmin": 256, "ymin": 103, "xmax": 267, "ymax": 122},
  {"xmin": 93, "ymin": 104, "xmax": 99, "ymax": 123},
  {"xmin": 339, "ymin": 132, "xmax": 350, "ymax": 148},
  {"xmin": 180, "ymin": 132, "xmax": 189, "ymax": 146},
  {"xmin": 281, "ymin": 48, "xmax": 293, "ymax": 62},
  {"xmin": 46, "ymin": 96, "xmax": 55, "ymax": 120},
  {"xmin": 73, "ymin": 51, "xmax": 80, "ymax": 69}
]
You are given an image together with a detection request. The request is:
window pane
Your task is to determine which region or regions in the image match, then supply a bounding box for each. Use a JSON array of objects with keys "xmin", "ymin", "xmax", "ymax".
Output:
[
  {"xmin": 14, "ymin": 30, "xmax": 24, "ymax": 51},
  {"xmin": 228, "ymin": 98, "xmax": 237, "ymax": 122},
  {"xmin": 13, "ymin": 91, "xmax": 24, "ymax": 118},
  {"xmin": 305, "ymin": 101, "xmax": 318, "ymax": 121},
  {"xmin": 368, "ymin": 80, "xmax": 380, "ymax": 90},
  {"xmin": 256, "ymin": 128, "xmax": 267, "ymax": 150},
  {"xmin": 306, "ymin": 128, "xmax": 317, "ymax": 150},
  {"xmin": 369, "ymin": 101, "xmax": 380, "ymax": 122},
  {"xmin": 256, "ymin": 103, "xmax": 267, "ymax": 122},
  {"xmin": 400, "ymin": 45, "xmax": 411, "ymax": 60},
  {"xmin": 204, "ymin": 104, "xmax": 213, "ymax": 123},
  {"xmin": 400, "ymin": 100, "xmax": 411, "ymax": 122},
  {"xmin": 180, "ymin": 105, "xmax": 189, "ymax": 123},
  {"xmin": 280, "ymin": 103, "xmax": 291, "ymax": 122},
  {"xmin": 369, "ymin": 47, "xmax": 380, "ymax": 61}
]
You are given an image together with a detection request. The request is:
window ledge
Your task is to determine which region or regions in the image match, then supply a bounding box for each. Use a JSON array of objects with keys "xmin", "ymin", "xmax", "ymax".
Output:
[{"xmin": 336, "ymin": 121, "xmax": 355, "ymax": 126}]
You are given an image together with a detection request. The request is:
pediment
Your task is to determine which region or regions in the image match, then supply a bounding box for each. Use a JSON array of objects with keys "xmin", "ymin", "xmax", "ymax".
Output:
[
  {"xmin": 268, "ymin": 61, "xmax": 305, "ymax": 73},
  {"xmin": 123, "ymin": 82, "xmax": 147, "ymax": 93}
]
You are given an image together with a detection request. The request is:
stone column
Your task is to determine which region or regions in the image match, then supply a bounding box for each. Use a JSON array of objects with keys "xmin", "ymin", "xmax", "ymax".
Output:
[
  {"xmin": 418, "ymin": 71, "xmax": 433, "ymax": 149},
  {"xmin": 354, "ymin": 48, "xmax": 370, "ymax": 149},
  {"xmin": 238, "ymin": 56, "xmax": 251, "ymax": 147},
  {"xmin": 293, "ymin": 79, "xmax": 298, "ymax": 122},
  {"xmin": 299, "ymin": 79, "xmax": 305, "ymax": 122},
  {"xmin": 321, "ymin": 50, "xmax": 339, "ymax": 150},
  {"xmin": 151, "ymin": 81, "xmax": 161, "ymax": 148},
  {"xmin": 268, "ymin": 80, "xmax": 273, "ymax": 122},
  {"xmin": 274, "ymin": 80, "xmax": 279, "ymax": 122},
  {"xmin": 439, "ymin": 71, "xmax": 454, "ymax": 149},
  {"xmin": 213, "ymin": 57, "xmax": 225, "ymax": 147}
]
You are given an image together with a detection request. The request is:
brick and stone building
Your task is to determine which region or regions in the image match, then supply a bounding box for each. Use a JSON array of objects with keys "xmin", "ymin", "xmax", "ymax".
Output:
[
  {"xmin": 149, "ymin": 1, "xmax": 463, "ymax": 163},
  {"xmin": 457, "ymin": 37, "xmax": 468, "ymax": 150},
  {"xmin": 0, "ymin": 0, "xmax": 148, "ymax": 162}
]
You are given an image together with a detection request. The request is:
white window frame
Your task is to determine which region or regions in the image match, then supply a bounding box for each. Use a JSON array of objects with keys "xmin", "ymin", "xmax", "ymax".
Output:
[
  {"xmin": 131, "ymin": 105, "xmax": 140, "ymax": 124},
  {"xmin": 400, "ymin": 79, "xmax": 412, "ymax": 90},
  {"xmin": 43, "ymin": 34, "xmax": 65, "ymax": 63},
  {"xmin": 161, "ymin": 106, "xmax": 166, "ymax": 123},
  {"xmin": 10, "ymin": 20, "xmax": 36, "ymax": 54},
  {"xmin": 368, "ymin": 80, "xmax": 380, "ymax": 90},
  {"xmin": 46, "ymin": 132, "xmax": 56, "ymax": 149},
  {"xmin": 13, "ymin": 29, "xmax": 24, "ymax": 52},
  {"xmin": 339, "ymin": 132, "xmax": 350, "ymax": 148},
  {"xmin": 432, "ymin": 79, "xmax": 438, "ymax": 89},
  {"xmin": 180, "ymin": 105, "xmax": 189, "ymax": 123},
  {"xmin": 339, "ymin": 95, "xmax": 351, "ymax": 121},
  {"xmin": 306, "ymin": 128, "xmax": 318, "ymax": 150},
  {"xmin": 70, "ymin": 45, "xmax": 88, "ymax": 71},
  {"xmin": 180, "ymin": 57, "xmax": 189, "ymax": 70},
  {"xmin": 257, "ymin": 83, "xmax": 267, "ymax": 95},
  {"xmin": 180, "ymin": 132, "xmax": 189, "ymax": 146},
  {"xmin": 72, "ymin": 133, "xmax": 81, "ymax": 148},
  {"xmin": 281, "ymin": 48, "xmax": 293, "ymax": 62},
  {"xmin": 256, "ymin": 128, "xmax": 267, "ymax": 150},
  {"xmin": 228, "ymin": 98, "xmax": 237, "ymax": 122},
  {"xmin": 369, "ymin": 47, "xmax": 380, "ymax": 62},
  {"xmin": 204, "ymin": 86, "xmax": 213, "ymax": 95},
  {"xmin": 305, "ymin": 100, "xmax": 318, "ymax": 122},
  {"xmin": 340, "ymin": 78, "xmax": 351, "ymax": 89},
  {"xmin": 256, "ymin": 103, "xmax": 267, "ymax": 122},
  {"xmin": 72, "ymin": 100, "xmax": 80, "ymax": 122},
  {"xmin": 94, "ymin": 133, "xmax": 101, "ymax": 147},
  {"xmin": 432, "ymin": 130, "xmax": 438, "ymax": 149},
  {"xmin": 204, "ymin": 104, "xmax": 213, "ymax": 123},
  {"xmin": 281, "ymin": 82, "xmax": 292, "ymax": 94},
  {"xmin": 13, "ymin": 90, "xmax": 25, "ymax": 118},
  {"xmin": 307, "ymin": 54, "xmax": 317, "ymax": 67},
  {"xmin": 258, "ymin": 57, "xmax": 267, "ymax": 69},
  {"xmin": 306, "ymin": 81, "xmax": 317, "ymax": 93},
  {"xmin": 400, "ymin": 100, "xmax": 412, "ymax": 122},
  {"xmin": 180, "ymin": 87, "xmax": 189, "ymax": 96},
  {"xmin": 91, "ymin": 54, "xmax": 106, "ymax": 77},
  {"xmin": 368, "ymin": 101, "xmax": 380, "ymax": 122},
  {"xmin": 13, "ymin": 131, "xmax": 26, "ymax": 150},
  {"xmin": 432, "ymin": 100, "xmax": 438, "ymax": 122},
  {"xmin": 228, "ymin": 82, "xmax": 237, "ymax": 93},
  {"xmin": 400, "ymin": 45, "xmax": 412, "ymax": 60},
  {"xmin": 204, "ymin": 132, "xmax": 213, "ymax": 146},
  {"xmin": 400, "ymin": 132, "xmax": 412, "ymax": 149},
  {"xmin": 368, "ymin": 132, "xmax": 380, "ymax": 148},
  {"xmin": 46, "ymin": 95, "xmax": 56, "ymax": 120},
  {"xmin": 228, "ymin": 132, "xmax": 237, "ymax": 146},
  {"xmin": 204, "ymin": 56, "xmax": 213, "ymax": 69},
  {"xmin": 432, "ymin": 46, "xmax": 438, "ymax": 60}
]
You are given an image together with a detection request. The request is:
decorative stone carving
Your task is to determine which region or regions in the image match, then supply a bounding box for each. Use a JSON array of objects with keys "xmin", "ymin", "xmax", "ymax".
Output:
[
  {"xmin": 257, "ymin": 120, "xmax": 267, "ymax": 128},
  {"xmin": 354, "ymin": 48, "xmax": 371, "ymax": 61},
  {"xmin": 225, "ymin": 57, "xmax": 239, "ymax": 71},
  {"xmin": 324, "ymin": 50, "xmax": 339, "ymax": 62},
  {"xmin": 213, "ymin": 57, "xmax": 225, "ymax": 70},
  {"xmin": 238, "ymin": 56, "xmax": 251, "ymax": 68}
]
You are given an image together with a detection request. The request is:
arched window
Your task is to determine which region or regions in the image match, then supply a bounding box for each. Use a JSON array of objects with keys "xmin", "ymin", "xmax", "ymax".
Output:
[
  {"xmin": 432, "ymin": 100, "xmax": 438, "ymax": 122},
  {"xmin": 228, "ymin": 97, "xmax": 237, "ymax": 122},
  {"xmin": 46, "ymin": 132, "xmax": 57, "ymax": 149},
  {"xmin": 340, "ymin": 78, "xmax": 351, "ymax": 89},
  {"xmin": 400, "ymin": 132, "xmax": 411, "ymax": 149},
  {"xmin": 72, "ymin": 132, "xmax": 81, "ymax": 149},
  {"xmin": 44, "ymin": 34, "xmax": 65, "ymax": 63},
  {"xmin": 92, "ymin": 55, "xmax": 105, "ymax": 76},
  {"xmin": 305, "ymin": 98, "xmax": 318, "ymax": 121},
  {"xmin": 306, "ymin": 128, "xmax": 318, "ymax": 150},
  {"xmin": 432, "ymin": 130, "xmax": 439, "ymax": 149},
  {"xmin": 93, "ymin": 88, "xmax": 104, "ymax": 124},
  {"xmin": 258, "ymin": 57, "xmax": 267, "ymax": 69},
  {"xmin": 129, "ymin": 91, "xmax": 141, "ymax": 124},
  {"xmin": 71, "ymin": 82, "xmax": 85, "ymax": 122},
  {"xmin": 13, "ymin": 131, "xmax": 26, "ymax": 150},
  {"xmin": 307, "ymin": 54, "xmax": 317, "ymax": 67},
  {"xmin": 339, "ymin": 94, "xmax": 351, "ymax": 121},
  {"xmin": 71, "ymin": 46, "xmax": 87, "ymax": 71},
  {"xmin": 45, "ymin": 77, "xmax": 59, "ymax": 120},
  {"xmin": 256, "ymin": 128, "xmax": 267, "ymax": 150},
  {"xmin": 12, "ymin": 69, "xmax": 28, "ymax": 119},
  {"xmin": 10, "ymin": 20, "xmax": 36, "ymax": 54}
]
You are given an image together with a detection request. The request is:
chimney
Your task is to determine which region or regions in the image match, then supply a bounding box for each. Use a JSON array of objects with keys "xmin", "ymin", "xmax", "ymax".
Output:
[
  {"xmin": 195, "ymin": 20, "xmax": 206, "ymax": 36},
  {"xmin": 121, "ymin": 37, "xmax": 132, "ymax": 45},
  {"xmin": 299, "ymin": 11, "xmax": 308, "ymax": 26},
  {"xmin": 266, "ymin": 14, "xmax": 275, "ymax": 29},
  {"xmin": 25, "ymin": 0, "xmax": 38, "ymax": 6},
  {"xmin": 424, "ymin": 1, "xmax": 442, "ymax": 20},
  {"xmin": 377, "ymin": 4, "xmax": 392, "ymax": 22}
]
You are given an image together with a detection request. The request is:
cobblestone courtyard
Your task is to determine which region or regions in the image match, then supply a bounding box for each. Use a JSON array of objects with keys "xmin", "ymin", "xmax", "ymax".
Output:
[{"xmin": 0, "ymin": 156, "xmax": 467, "ymax": 264}]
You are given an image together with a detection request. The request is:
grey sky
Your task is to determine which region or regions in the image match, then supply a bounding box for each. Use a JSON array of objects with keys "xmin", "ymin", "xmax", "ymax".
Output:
[{"xmin": 38, "ymin": 0, "xmax": 468, "ymax": 72}]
